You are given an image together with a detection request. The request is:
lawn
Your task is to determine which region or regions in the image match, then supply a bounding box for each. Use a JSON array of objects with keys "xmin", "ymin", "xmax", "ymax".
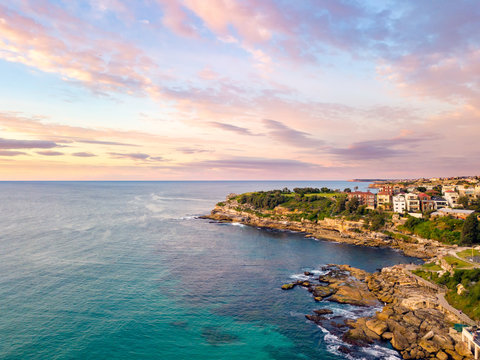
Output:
[
  {"xmin": 457, "ymin": 249, "xmax": 480, "ymax": 261},
  {"xmin": 422, "ymin": 262, "xmax": 442, "ymax": 271},
  {"xmin": 443, "ymin": 255, "xmax": 473, "ymax": 269}
]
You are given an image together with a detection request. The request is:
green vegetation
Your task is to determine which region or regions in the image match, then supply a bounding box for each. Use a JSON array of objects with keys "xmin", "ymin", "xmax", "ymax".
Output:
[
  {"xmin": 457, "ymin": 249, "xmax": 480, "ymax": 260},
  {"xmin": 443, "ymin": 255, "xmax": 473, "ymax": 269},
  {"xmin": 234, "ymin": 187, "xmax": 390, "ymax": 229},
  {"xmin": 422, "ymin": 262, "xmax": 442, "ymax": 271},
  {"xmin": 414, "ymin": 268, "xmax": 480, "ymax": 320},
  {"xmin": 383, "ymin": 230, "xmax": 416, "ymax": 243},
  {"xmin": 461, "ymin": 213, "xmax": 480, "ymax": 244},
  {"xmin": 400, "ymin": 216, "xmax": 464, "ymax": 244}
]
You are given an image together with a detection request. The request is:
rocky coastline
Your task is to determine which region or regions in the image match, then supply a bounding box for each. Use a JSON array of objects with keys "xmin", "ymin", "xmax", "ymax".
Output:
[
  {"xmin": 205, "ymin": 199, "xmax": 450, "ymax": 259},
  {"xmin": 282, "ymin": 265, "xmax": 473, "ymax": 360},
  {"xmin": 205, "ymin": 197, "xmax": 475, "ymax": 359}
]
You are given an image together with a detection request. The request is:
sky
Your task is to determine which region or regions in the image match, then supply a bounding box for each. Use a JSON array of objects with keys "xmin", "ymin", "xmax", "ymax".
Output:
[{"xmin": 0, "ymin": 0, "xmax": 479, "ymax": 180}]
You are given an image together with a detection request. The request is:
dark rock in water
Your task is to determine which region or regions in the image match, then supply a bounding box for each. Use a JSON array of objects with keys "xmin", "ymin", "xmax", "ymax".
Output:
[
  {"xmin": 304, "ymin": 271, "xmax": 313, "ymax": 276},
  {"xmin": 338, "ymin": 345, "xmax": 353, "ymax": 354},
  {"xmin": 201, "ymin": 326, "xmax": 240, "ymax": 345},
  {"xmin": 281, "ymin": 283, "xmax": 295, "ymax": 290},
  {"xmin": 300, "ymin": 281, "xmax": 311, "ymax": 287},
  {"xmin": 305, "ymin": 314, "xmax": 325, "ymax": 324},
  {"xmin": 313, "ymin": 309, "xmax": 333, "ymax": 315}
]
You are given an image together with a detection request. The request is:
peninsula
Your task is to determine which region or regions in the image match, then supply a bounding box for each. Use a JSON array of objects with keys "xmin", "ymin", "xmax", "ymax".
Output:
[{"xmin": 206, "ymin": 179, "xmax": 480, "ymax": 360}]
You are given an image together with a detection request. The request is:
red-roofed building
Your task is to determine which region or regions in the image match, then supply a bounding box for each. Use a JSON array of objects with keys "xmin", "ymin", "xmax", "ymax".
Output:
[
  {"xmin": 347, "ymin": 191, "xmax": 376, "ymax": 209},
  {"xmin": 418, "ymin": 193, "xmax": 435, "ymax": 212}
]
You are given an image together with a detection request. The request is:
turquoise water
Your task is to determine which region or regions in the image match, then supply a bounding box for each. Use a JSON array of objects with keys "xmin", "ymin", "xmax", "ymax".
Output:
[{"xmin": 0, "ymin": 182, "xmax": 418, "ymax": 359}]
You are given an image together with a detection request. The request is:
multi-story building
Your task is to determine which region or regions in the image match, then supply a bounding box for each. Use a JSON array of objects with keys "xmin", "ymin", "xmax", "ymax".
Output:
[
  {"xmin": 376, "ymin": 191, "xmax": 392, "ymax": 210},
  {"xmin": 393, "ymin": 194, "xmax": 407, "ymax": 213},
  {"xmin": 457, "ymin": 186, "xmax": 476, "ymax": 199},
  {"xmin": 444, "ymin": 191, "xmax": 460, "ymax": 208},
  {"xmin": 405, "ymin": 193, "xmax": 421, "ymax": 212},
  {"xmin": 418, "ymin": 193, "xmax": 435, "ymax": 212},
  {"xmin": 347, "ymin": 191, "xmax": 376, "ymax": 209},
  {"xmin": 431, "ymin": 196, "xmax": 448, "ymax": 209},
  {"xmin": 442, "ymin": 185, "xmax": 456, "ymax": 194}
]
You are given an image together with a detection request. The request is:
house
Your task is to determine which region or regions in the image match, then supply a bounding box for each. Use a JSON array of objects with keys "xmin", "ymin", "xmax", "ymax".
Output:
[
  {"xmin": 347, "ymin": 191, "xmax": 376, "ymax": 209},
  {"xmin": 458, "ymin": 186, "xmax": 476, "ymax": 199},
  {"xmin": 444, "ymin": 191, "xmax": 460, "ymax": 208},
  {"xmin": 442, "ymin": 185, "xmax": 456, "ymax": 194},
  {"xmin": 379, "ymin": 185, "xmax": 394, "ymax": 195},
  {"xmin": 476, "ymin": 185, "xmax": 480, "ymax": 199},
  {"xmin": 430, "ymin": 208, "xmax": 475, "ymax": 220},
  {"xmin": 405, "ymin": 193, "xmax": 421, "ymax": 212},
  {"xmin": 393, "ymin": 194, "xmax": 407, "ymax": 213},
  {"xmin": 418, "ymin": 193, "xmax": 435, "ymax": 212},
  {"xmin": 376, "ymin": 191, "xmax": 392, "ymax": 210},
  {"xmin": 431, "ymin": 196, "xmax": 448, "ymax": 209}
]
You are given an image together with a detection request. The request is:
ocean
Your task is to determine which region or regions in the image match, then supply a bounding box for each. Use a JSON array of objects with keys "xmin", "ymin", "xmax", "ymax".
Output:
[{"xmin": 0, "ymin": 181, "xmax": 420, "ymax": 360}]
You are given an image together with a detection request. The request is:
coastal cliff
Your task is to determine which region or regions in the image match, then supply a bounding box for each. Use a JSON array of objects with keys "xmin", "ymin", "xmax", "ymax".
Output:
[{"xmin": 206, "ymin": 196, "xmax": 444, "ymax": 259}]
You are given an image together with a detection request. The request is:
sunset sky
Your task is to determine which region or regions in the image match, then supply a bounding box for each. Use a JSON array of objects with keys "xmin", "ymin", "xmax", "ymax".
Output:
[{"xmin": 0, "ymin": 0, "xmax": 479, "ymax": 180}]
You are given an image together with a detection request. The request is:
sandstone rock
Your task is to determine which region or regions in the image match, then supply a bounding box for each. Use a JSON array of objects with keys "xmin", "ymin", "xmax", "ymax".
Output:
[
  {"xmin": 446, "ymin": 348, "xmax": 465, "ymax": 360},
  {"xmin": 455, "ymin": 341, "xmax": 473, "ymax": 357},
  {"xmin": 403, "ymin": 311, "xmax": 422, "ymax": 327},
  {"xmin": 422, "ymin": 330, "xmax": 434, "ymax": 340},
  {"xmin": 391, "ymin": 330, "xmax": 410, "ymax": 351},
  {"xmin": 312, "ymin": 286, "xmax": 335, "ymax": 299},
  {"xmin": 281, "ymin": 283, "xmax": 295, "ymax": 290},
  {"xmin": 342, "ymin": 328, "xmax": 372, "ymax": 347},
  {"xmin": 432, "ymin": 334, "xmax": 453, "ymax": 351},
  {"xmin": 328, "ymin": 283, "xmax": 379, "ymax": 307},
  {"xmin": 382, "ymin": 332, "xmax": 393, "ymax": 340},
  {"xmin": 365, "ymin": 319, "xmax": 387, "ymax": 336},
  {"xmin": 436, "ymin": 350, "xmax": 448, "ymax": 360},
  {"xmin": 419, "ymin": 338, "xmax": 440, "ymax": 353},
  {"xmin": 377, "ymin": 306, "xmax": 394, "ymax": 321}
]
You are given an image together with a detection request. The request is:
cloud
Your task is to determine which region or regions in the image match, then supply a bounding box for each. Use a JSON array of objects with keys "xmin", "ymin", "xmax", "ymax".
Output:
[
  {"xmin": 176, "ymin": 147, "xmax": 210, "ymax": 154},
  {"xmin": 109, "ymin": 152, "xmax": 163, "ymax": 161},
  {"xmin": 330, "ymin": 134, "xmax": 437, "ymax": 161},
  {"xmin": 209, "ymin": 122, "xmax": 255, "ymax": 136},
  {"xmin": 0, "ymin": 150, "xmax": 27, "ymax": 156},
  {"xmin": 77, "ymin": 139, "xmax": 138, "ymax": 147},
  {"xmin": 185, "ymin": 156, "xmax": 323, "ymax": 171},
  {"xmin": 72, "ymin": 152, "xmax": 96, "ymax": 157},
  {"xmin": 0, "ymin": 138, "xmax": 59, "ymax": 149},
  {"xmin": 36, "ymin": 151, "xmax": 64, "ymax": 156},
  {"xmin": 263, "ymin": 119, "xmax": 324, "ymax": 149}
]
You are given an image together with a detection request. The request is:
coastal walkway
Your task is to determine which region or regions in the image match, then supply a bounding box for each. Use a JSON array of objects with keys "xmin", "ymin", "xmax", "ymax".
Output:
[{"xmin": 403, "ymin": 265, "xmax": 477, "ymax": 326}]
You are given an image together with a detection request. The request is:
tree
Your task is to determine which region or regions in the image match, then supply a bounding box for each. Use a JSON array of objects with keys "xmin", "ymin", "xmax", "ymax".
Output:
[
  {"xmin": 458, "ymin": 196, "xmax": 469, "ymax": 208},
  {"xmin": 417, "ymin": 186, "xmax": 427, "ymax": 192},
  {"xmin": 344, "ymin": 188, "xmax": 352, "ymax": 193},
  {"xmin": 345, "ymin": 197, "xmax": 359, "ymax": 213},
  {"xmin": 461, "ymin": 213, "xmax": 479, "ymax": 245}
]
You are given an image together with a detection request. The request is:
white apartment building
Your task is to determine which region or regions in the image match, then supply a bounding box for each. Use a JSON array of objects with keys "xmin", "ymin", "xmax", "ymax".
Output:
[
  {"xmin": 444, "ymin": 191, "xmax": 460, "ymax": 208},
  {"xmin": 405, "ymin": 193, "xmax": 421, "ymax": 212},
  {"xmin": 393, "ymin": 194, "xmax": 407, "ymax": 213}
]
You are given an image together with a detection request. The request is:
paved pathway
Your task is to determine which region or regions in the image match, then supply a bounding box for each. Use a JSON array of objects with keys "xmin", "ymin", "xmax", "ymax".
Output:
[{"xmin": 402, "ymin": 265, "xmax": 477, "ymax": 326}]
